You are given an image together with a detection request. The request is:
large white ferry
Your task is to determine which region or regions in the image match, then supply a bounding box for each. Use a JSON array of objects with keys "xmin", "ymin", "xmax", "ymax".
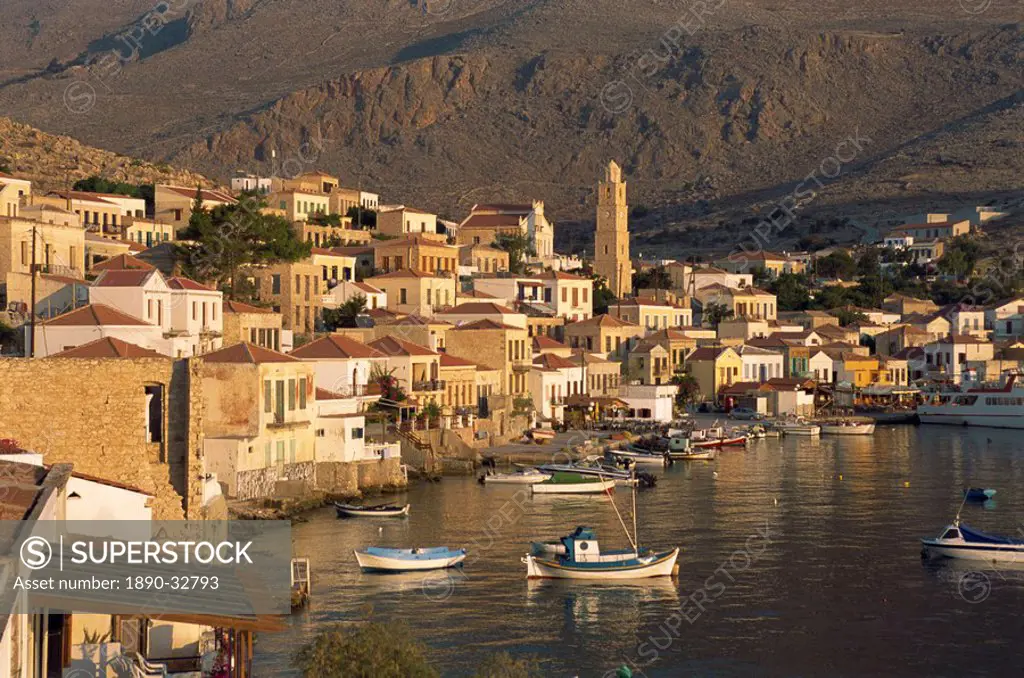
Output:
[{"xmin": 917, "ymin": 373, "xmax": 1024, "ymax": 429}]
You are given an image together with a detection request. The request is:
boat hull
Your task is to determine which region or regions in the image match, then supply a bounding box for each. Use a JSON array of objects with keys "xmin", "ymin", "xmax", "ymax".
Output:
[
  {"xmin": 531, "ymin": 478, "xmax": 617, "ymax": 494},
  {"xmin": 820, "ymin": 423, "xmax": 876, "ymax": 435},
  {"xmin": 920, "ymin": 540, "xmax": 1024, "ymax": 562},
  {"xmin": 670, "ymin": 450, "xmax": 716, "ymax": 461},
  {"xmin": 524, "ymin": 548, "xmax": 679, "ymax": 579},
  {"xmin": 691, "ymin": 436, "xmax": 747, "ymax": 448},
  {"xmin": 917, "ymin": 410, "xmax": 1024, "ymax": 430},
  {"xmin": 354, "ymin": 550, "xmax": 466, "ymax": 572},
  {"xmin": 780, "ymin": 426, "xmax": 821, "ymax": 436},
  {"xmin": 336, "ymin": 504, "xmax": 410, "ymax": 518},
  {"xmin": 482, "ymin": 473, "xmax": 551, "ymax": 484}
]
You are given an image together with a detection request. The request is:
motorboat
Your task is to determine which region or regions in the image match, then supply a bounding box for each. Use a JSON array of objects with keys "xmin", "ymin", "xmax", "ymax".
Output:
[
  {"xmin": 523, "ymin": 527, "xmax": 679, "ymax": 580},
  {"xmin": 530, "ymin": 472, "xmax": 617, "ymax": 495},
  {"xmin": 354, "ymin": 546, "xmax": 466, "ymax": 572},
  {"xmin": 335, "ymin": 502, "xmax": 410, "ymax": 518},
  {"xmin": 921, "ymin": 520, "xmax": 1024, "ymax": 561},
  {"xmin": 479, "ymin": 468, "xmax": 551, "ymax": 485},
  {"xmin": 963, "ymin": 488, "xmax": 997, "ymax": 502},
  {"xmin": 612, "ymin": 447, "xmax": 669, "ymax": 465},
  {"xmin": 820, "ymin": 420, "xmax": 876, "ymax": 435},
  {"xmin": 537, "ymin": 458, "xmax": 633, "ymax": 482},
  {"xmin": 777, "ymin": 419, "xmax": 821, "ymax": 436}
]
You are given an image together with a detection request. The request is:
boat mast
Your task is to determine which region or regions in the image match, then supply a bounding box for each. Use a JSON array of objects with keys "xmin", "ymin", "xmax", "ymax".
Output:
[
  {"xmin": 632, "ymin": 475, "xmax": 639, "ymax": 551},
  {"xmin": 601, "ymin": 472, "xmax": 637, "ymax": 552}
]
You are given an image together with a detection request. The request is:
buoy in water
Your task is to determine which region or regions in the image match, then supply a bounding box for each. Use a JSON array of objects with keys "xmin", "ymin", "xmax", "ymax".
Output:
[{"xmin": 904, "ymin": 481, "xmax": 910, "ymax": 488}]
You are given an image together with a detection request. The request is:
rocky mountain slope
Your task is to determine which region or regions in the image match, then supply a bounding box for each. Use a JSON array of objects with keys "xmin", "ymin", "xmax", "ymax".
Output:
[{"xmin": 0, "ymin": 0, "xmax": 1020, "ymax": 255}]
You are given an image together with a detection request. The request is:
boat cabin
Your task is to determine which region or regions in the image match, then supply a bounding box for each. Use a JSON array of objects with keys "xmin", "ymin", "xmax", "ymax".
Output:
[{"xmin": 560, "ymin": 527, "xmax": 636, "ymax": 563}]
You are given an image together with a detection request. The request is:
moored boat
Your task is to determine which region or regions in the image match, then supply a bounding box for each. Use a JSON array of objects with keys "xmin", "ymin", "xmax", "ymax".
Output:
[
  {"xmin": 335, "ymin": 502, "xmax": 410, "ymax": 518},
  {"xmin": 523, "ymin": 527, "xmax": 679, "ymax": 579},
  {"xmin": 917, "ymin": 373, "xmax": 1024, "ymax": 430},
  {"xmin": 354, "ymin": 546, "xmax": 466, "ymax": 572},
  {"xmin": 777, "ymin": 419, "xmax": 821, "ymax": 436},
  {"xmin": 921, "ymin": 520, "xmax": 1024, "ymax": 561},
  {"xmin": 480, "ymin": 468, "xmax": 551, "ymax": 485},
  {"xmin": 613, "ymin": 447, "xmax": 669, "ymax": 465},
  {"xmin": 963, "ymin": 488, "xmax": 997, "ymax": 502},
  {"xmin": 530, "ymin": 472, "xmax": 617, "ymax": 495},
  {"xmin": 820, "ymin": 420, "xmax": 876, "ymax": 435},
  {"xmin": 538, "ymin": 458, "xmax": 633, "ymax": 482}
]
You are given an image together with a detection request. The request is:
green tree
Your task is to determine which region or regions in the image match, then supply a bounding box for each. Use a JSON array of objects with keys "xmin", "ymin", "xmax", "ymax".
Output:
[
  {"xmin": 670, "ymin": 373, "xmax": 700, "ymax": 407},
  {"xmin": 702, "ymin": 302, "xmax": 734, "ymax": 328},
  {"xmin": 937, "ymin": 237, "xmax": 981, "ymax": 279},
  {"xmin": 0, "ymin": 320, "xmax": 17, "ymax": 354},
  {"xmin": 768, "ymin": 273, "xmax": 810, "ymax": 311},
  {"xmin": 494, "ymin": 232, "xmax": 536, "ymax": 274},
  {"xmin": 310, "ymin": 213, "xmax": 344, "ymax": 227},
  {"xmin": 345, "ymin": 206, "xmax": 377, "ymax": 229},
  {"xmin": 815, "ymin": 251, "xmax": 857, "ymax": 280},
  {"xmin": 323, "ymin": 294, "xmax": 368, "ymax": 330},
  {"xmin": 176, "ymin": 193, "xmax": 311, "ymax": 296},
  {"xmin": 295, "ymin": 623, "xmax": 437, "ymax": 678},
  {"xmin": 832, "ymin": 308, "xmax": 868, "ymax": 326},
  {"xmin": 633, "ymin": 266, "xmax": 673, "ymax": 291},
  {"xmin": 751, "ymin": 267, "xmax": 773, "ymax": 288}
]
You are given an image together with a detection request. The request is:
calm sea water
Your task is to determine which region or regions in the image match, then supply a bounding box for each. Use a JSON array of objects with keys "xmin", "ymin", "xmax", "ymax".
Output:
[{"xmin": 253, "ymin": 424, "xmax": 1024, "ymax": 677}]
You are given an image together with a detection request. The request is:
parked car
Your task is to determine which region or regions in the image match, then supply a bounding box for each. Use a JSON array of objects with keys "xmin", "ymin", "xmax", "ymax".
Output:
[{"xmin": 729, "ymin": 407, "xmax": 762, "ymax": 421}]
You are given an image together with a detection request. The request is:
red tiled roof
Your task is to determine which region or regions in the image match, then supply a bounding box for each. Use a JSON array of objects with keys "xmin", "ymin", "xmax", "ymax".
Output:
[
  {"xmin": 351, "ymin": 281, "xmax": 383, "ymax": 294},
  {"xmin": 571, "ymin": 314, "xmax": 639, "ymax": 329},
  {"xmin": 202, "ymin": 342, "xmax": 297, "ymax": 364},
  {"xmin": 451, "ymin": 318, "xmax": 520, "ymax": 331},
  {"xmin": 471, "ymin": 204, "xmax": 534, "ymax": 213},
  {"xmin": 532, "ymin": 335, "xmax": 568, "ymax": 350},
  {"xmin": 91, "ymin": 269, "xmax": 159, "ymax": 288},
  {"xmin": 48, "ymin": 337, "xmax": 164, "ymax": 359},
  {"xmin": 162, "ymin": 185, "xmax": 236, "ymax": 203},
  {"xmin": 687, "ymin": 346, "xmax": 733, "ymax": 361},
  {"xmin": 167, "ymin": 276, "xmax": 216, "ymax": 292},
  {"xmin": 445, "ymin": 302, "xmax": 517, "ymax": 315},
  {"xmin": 367, "ymin": 335, "xmax": 437, "ymax": 357},
  {"xmin": 367, "ymin": 268, "xmax": 443, "ymax": 280},
  {"xmin": 439, "ymin": 353, "xmax": 476, "ymax": 368},
  {"xmin": 459, "ymin": 289, "xmax": 497, "ymax": 299},
  {"xmin": 533, "ymin": 353, "xmax": 578, "ymax": 370},
  {"xmin": 291, "ymin": 335, "xmax": 385, "ymax": 360},
  {"xmin": 223, "ymin": 300, "xmax": 273, "ymax": 314},
  {"xmin": 459, "ymin": 214, "xmax": 524, "ymax": 229},
  {"xmin": 90, "ymin": 254, "xmax": 155, "ymax": 272},
  {"xmin": 43, "ymin": 304, "xmax": 150, "ymax": 327}
]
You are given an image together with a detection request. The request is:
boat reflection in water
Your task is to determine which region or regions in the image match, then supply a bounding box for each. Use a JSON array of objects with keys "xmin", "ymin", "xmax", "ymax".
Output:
[{"xmin": 525, "ymin": 578, "xmax": 680, "ymax": 628}]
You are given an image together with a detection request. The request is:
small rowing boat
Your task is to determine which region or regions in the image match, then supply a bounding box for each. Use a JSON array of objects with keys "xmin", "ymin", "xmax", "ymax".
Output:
[
  {"xmin": 354, "ymin": 546, "xmax": 466, "ymax": 572},
  {"xmin": 777, "ymin": 420, "xmax": 821, "ymax": 436},
  {"xmin": 530, "ymin": 472, "xmax": 617, "ymax": 495},
  {"xmin": 613, "ymin": 447, "xmax": 668, "ymax": 465},
  {"xmin": 335, "ymin": 502, "xmax": 410, "ymax": 518},
  {"xmin": 523, "ymin": 527, "xmax": 679, "ymax": 580}
]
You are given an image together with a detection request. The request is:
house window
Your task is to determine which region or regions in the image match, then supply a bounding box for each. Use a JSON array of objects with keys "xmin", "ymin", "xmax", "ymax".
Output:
[
  {"xmin": 352, "ymin": 427, "xmax": 364, "ymax": 440},
  {"xmin": 400, "ymin": 288, "xmax": 408, "ymax": 304},
  {"xmin": 288, "ymin": 379, "xmax": 296, "ymax": 410},
  {"xmin": 192, "ymin": 302, "xmax": 198, "ymax": 321},
  {"xmin": 174, "ymin": 209, "xmax": 183, "ymax": 221},
  {"xmin": 272, "ymin": 274, "xmax": 281, "ymax": 295},
  {"xmin": 264, "ymin": 380, "xmax": 272, "ymax": 413},
  {"xmin": 264, "ymin": 442, "xmax": 272, "ymax": 467},
  {"xmin": 299, "ymin": 377, "xmax": 307, "ymax": 409}
]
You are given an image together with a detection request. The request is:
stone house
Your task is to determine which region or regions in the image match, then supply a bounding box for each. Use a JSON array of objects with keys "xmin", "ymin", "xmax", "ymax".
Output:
[
  {"xmin": 373, "ymin": 235, "xmax": 457, "ymax": 275},
  {"xmin": 882, "ymin": 293, "xmax": 939, "ymax": 317},
  {"xmin": 153, "ymin": 184, "xmax": 236, "ymax": 232},
  {"xmin": 290, "ymin": 333, "xmax": 388, "ymax": 399},
  {"xmin": 446, "ymin": 319, "xmax": 531, "ymax": 397},
  {"xmin": 364, "ymin": 269, "xmax": 456, "ymax": 317},
  {"xmin": 376, "ymin": 206, "xmax": 439, "ymax": 238},
  {"xmin": 684, "ymin": 346, "xmax": 742, "ymax": 401},
  {"xmin": 325, "ymin": 280, "xmax": 386, "ymax": 311},
  {"xmin": 563, "ymin": 314, "xmax": 644, "ymax": 361},
  {"xmin": 366, "ymin": 335, "xmax": 444, "ymax": 406},
  {"xmin": 201, "ymin": 342, "xmax": 317, "ymax": 499},
  {"xmin": 736, "ymin": 344, "xmax": 785, "ymax": 383},
  {"xmin": 458, "ymin": 243, "xmax": 509, "ymax": 275},
  {"xmin": 222, "ymin": 300, "xmax": 286, "ymax": 352},
  {"xmin": 33, "ymin": 303, "xmax": 162, "ymax": 358},
  {"xmin": 436, "ymin": 301, "xmax": 527, "ymax": 329},
  {"xmin": 0, "ymin": 171, "xmax": 31, "ymax": 217},
  {"xmin": 627, "ymin": 339, "xmax": 672, "ymax": 385},
  {"xmin": 610, "ymin": 297, "xmax": 690, "ymax": 331},
  {"xmin": 252, "ymin": 261, "xmax": 322, "ymax": 334}
]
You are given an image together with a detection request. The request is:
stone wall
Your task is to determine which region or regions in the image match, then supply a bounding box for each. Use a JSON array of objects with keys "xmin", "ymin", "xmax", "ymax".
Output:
[
  {"xmin": 0, "ymin": 357, "xmax": 204, "ymax": 519},
  {"xmin": 234, "ymin": 458, "xmax": 406, "ymax": 500}
]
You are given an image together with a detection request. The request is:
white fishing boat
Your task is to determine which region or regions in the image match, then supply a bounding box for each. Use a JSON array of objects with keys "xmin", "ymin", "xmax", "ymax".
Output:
[
  {"xmin": 354, "ymin": 546, "xmax": 467, "ymax": 572},
  {"xmin": 530, "ymin": 472, "xmax": 617, "ymax": 495},
  {"xmin": 921, "ymin": 520, "xmax": 1024, "ymax": 562},
  {"xmin": 777, "ymin": 419, "xmax": 821, "ymax": 436},
  {"xmin": 480, "ymin": 468, "xmax": 551, "ymax": 485},
  {"xmin": 820, "ymin": 420, "xmax": 876, "ymax": 435},
  {"xmin": 523, "ymin": 527, "xmax": 679, "ymax": 580},
  {"xmin": 917, "ymin": 373, "xmax": 1024, "ymax": 430},
  {"xmin": 613, "ymin": 447, "xmax": 668, "ymax": 465}
]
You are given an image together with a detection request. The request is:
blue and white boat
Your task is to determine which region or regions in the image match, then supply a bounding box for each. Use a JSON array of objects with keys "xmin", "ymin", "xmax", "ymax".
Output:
[
  {"xmin": 963, "ymin": 488, "xmax": 997, "ymax": 502},
  {"xmin": 523, "ymin": 527, "xmax": 679, "ymax": 580},
  {"xmin": 354, "ymin": 546, "xmax": 467, "ymax": 572},
  {"xmin": 921, "ymin": 520, "xmax": 1024, "ymax": 562}
]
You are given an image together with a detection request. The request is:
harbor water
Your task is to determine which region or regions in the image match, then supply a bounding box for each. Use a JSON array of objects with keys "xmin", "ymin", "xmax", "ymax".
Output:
[{"xmin": 254, "ymin": 423, "xmax": 1024, "ymax": 676}]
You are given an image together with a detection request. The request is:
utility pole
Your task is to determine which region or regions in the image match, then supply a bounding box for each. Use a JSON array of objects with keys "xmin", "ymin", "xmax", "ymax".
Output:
[{"xmin": 28, "ymin": 223, "xmax": 37, "ymax": 358}]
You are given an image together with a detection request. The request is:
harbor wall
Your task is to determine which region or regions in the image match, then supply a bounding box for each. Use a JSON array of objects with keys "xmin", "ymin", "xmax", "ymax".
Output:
[
  {"xmin": 234, "ymin": 458, "xmax": 406, "ymax": 500},
  {"xmin": 0, "ymin": 357, "xmax": 205, "ymax": 520}
]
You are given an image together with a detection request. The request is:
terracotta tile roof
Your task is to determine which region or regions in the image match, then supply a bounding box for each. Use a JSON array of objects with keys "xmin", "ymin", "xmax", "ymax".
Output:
[
  {"xmin": 459, "ymin": 289, "xmax": 497, "ymax": 299},
  {"xmin": 532, "ymin": 335, "xmax": 568, "ymax": 350},
  {"xmin": 371, "ymin": 235, "xmax": 454, "ymax": 249},
  {"xmin": 91, "ymin": 253, "xmax": 155, "ymax": 272},
  {"xmin": 202, "ymin": 342, "xmax": 297, "ymax": 364},
  {"xmin": 539, "ymin": 270, "xmax": 588, "ymax": 281},
  {"xmin": 367, "ymin": 307, "xmax": 405, "ymax": 321},
  {"xmin": 43, "ymin": 304, "xmax": 150, "ymax": 327},
  {"xmin": 451, "ymin": 318, "xmax": 520, "ymax": 331},
  {"xmin": 460, "ymin": 214, "xmax": 524, "ymax": 229},
  {"xmin": 162, "ymin": 185, "xmax": 236, "ymax": 203},
  {"xmin": 388, "ymin": 314, "xmax": 451, "ymax": 327},
  {"xmin": 48, "ymin": 337, "xmax": 164, "ymax": 359},
  {"xmin": 331, "ymin": 246, "xmax": 374, "ymax": 256},
  {"xmin": 367, "ymin": 268, "xmax": 443, "ymax": 280},
  {"xmin": 367, "ymin": 335, "xmax": 437, "ymax": 357},
  {"xmin": 937, "ymin": 334, "xmax": 992, "ymax": 345},
  {"xmin": 572, "ymin": 314, "xmax": 639, "ymax": 329},
  {"xmin": 687, "ymin": 346, "xmax": 733, "ymax": 361},
  {"xmin": 47, "ymin": 190, "xmax": 120, "ymax": 205},
  {"xmin": 40, "ymin": 273, "xmax": 86, "ymax": 286},
  {"xmin": 471, "ymin": 203, "xmax": 534, "ymax": 213},
  {"xmin": 167, "ymin": 276, "xmax": 216, "ymax": 292},
  {"xmin": 291, "ymin": 335, "xmax": 385, "ymax": 360},
  {"xmin": 351, "ymin": 281, "xmax": 383, "ymax": 294},
  {"xmin": 439, "ymin": 353, "xmax": 476, "ymax": 368},
  {"xmin": 223, "ymin": 300, "xmax": 273, "ymax": 314},
  {"xmin": 533, "ymin": 353, "xmax": 578, "ymax": 370},
  {"xmin": 444, "ymin": 302, "xmax": 517, "ymax": 315},
  {"xmin": 91, "ymin": 269, "xmax": 159, "ymax": 288}
]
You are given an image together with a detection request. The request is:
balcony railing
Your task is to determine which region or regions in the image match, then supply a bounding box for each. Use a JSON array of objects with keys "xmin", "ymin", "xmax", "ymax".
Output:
[{"xmin": 413, "ymin": 379, "xmax": 446, "ymax": 392}]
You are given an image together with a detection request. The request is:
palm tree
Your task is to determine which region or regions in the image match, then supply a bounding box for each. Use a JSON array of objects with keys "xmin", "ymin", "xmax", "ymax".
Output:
[{"xmin": 702, "ymin": 302, "xmax": 734, "ymax": 328}]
